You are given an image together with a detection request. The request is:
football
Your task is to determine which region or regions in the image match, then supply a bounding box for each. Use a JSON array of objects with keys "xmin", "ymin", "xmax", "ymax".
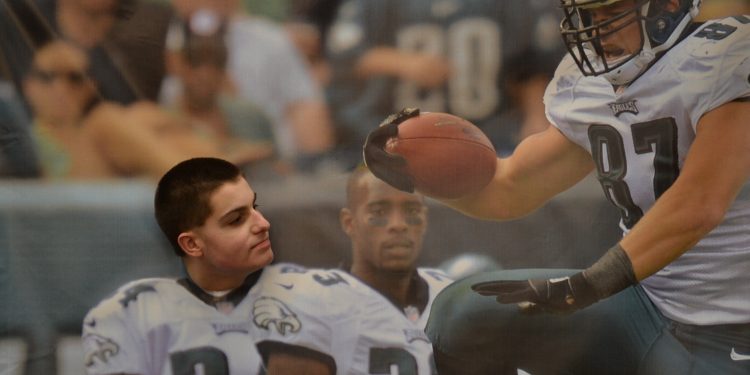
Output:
[{"xmin": 385, "ymin": 111, "xmax": 497, "ymax": 199}]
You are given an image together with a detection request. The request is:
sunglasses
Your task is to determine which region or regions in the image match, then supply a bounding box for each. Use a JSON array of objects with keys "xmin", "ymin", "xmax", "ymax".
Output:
[{"xmin": 29, "ymin": 68, "xmax": 88, "ymax": 86}]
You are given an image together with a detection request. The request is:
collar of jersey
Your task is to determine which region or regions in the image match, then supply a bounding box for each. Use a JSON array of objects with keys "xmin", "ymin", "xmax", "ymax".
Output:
[
  {"xmin": 179, "ymin": 269, "xmax": 264, "ymax": 308},
  {"xmin": 346, "ymin": 269, "xmax": 430, "ymax": 316}
]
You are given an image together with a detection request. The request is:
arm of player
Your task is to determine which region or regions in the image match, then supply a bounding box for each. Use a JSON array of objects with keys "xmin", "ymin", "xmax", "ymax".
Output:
[
  {"xmin": 621, "ymin": 100, "xmax": 750, "ymax": 280},
  {"xmin": 444, "ymin": 125, "xmax": 594, "ymax": 220},
  {"xmin": 355, "ymin": 47, "xmax": 452, "ymax": 89},
  {"xmin": 473, "ymin": 101, "xmax": 750, "ymax": 314}
]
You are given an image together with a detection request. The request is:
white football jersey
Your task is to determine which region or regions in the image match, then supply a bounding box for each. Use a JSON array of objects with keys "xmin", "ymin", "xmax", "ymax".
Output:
[
  {"xmin": 255, "ymin": 264, "xmax": 453, "ymax": 375},
  {"xmin": 545, "ymin": 16, "xmax": 750, "ymax": 325},
  {"xmin": 82, "ymin": 276, "xmax": 266, "ymax": 375},
  {"xmin": 83, "ymin": 265, "xmax": 363, "ymax": 375}
]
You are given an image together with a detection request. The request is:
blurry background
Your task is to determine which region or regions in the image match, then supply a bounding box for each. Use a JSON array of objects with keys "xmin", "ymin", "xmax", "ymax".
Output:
[{"xmin": 0, "ymin": 0, "xmax": 747, "ymax": 374}]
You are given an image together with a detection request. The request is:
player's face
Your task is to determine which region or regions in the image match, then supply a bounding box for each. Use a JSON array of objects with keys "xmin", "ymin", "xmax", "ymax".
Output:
[
  {"xmin": 192, "ymin": 177, "xmax": 273, "ymax": 276},
  {"xmin": 345, "ymin": 175, "xmax": 427, "ymax": 273},
  {"xmin": 588, "ymin": 0, "xmax": 643, "ymax": 63}
]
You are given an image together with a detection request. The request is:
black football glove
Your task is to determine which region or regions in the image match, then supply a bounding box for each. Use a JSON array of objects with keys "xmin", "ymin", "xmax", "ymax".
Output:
[
  {"xmin": 471, "ymin": 244, "xmax": 637, "ymax": 315},
  {"xmin": 471, "ymin": 273, "xmax": 599, "ymax": 315},
  {"xmin": 363, "ymin": 107, "xmax": 420, "ymax": 193}
]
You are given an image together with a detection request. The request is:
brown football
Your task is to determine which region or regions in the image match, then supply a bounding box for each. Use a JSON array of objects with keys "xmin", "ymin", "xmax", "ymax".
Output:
[{"xmin": 385, "ymin": 112, "xmax": 497, "ymax": 199}]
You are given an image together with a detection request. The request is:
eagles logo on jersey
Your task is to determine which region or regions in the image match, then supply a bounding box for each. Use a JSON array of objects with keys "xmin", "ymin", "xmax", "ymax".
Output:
[
  {"xmin": 253, "ymin": 265, "xmax": 452, "ymax": 375},
  {"xmin": 82, "ymin": 277, "xmax": 266, "ymax": 375},
  {"xmin": 253, "ymin": 296, "xmax": 302, "ymax": 335},
  {"xmin": 82, "ymin": 333, "xmax": 119, "ymax": 367}
]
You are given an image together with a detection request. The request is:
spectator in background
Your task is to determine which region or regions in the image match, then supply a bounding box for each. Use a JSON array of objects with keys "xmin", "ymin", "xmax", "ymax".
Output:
[
  {"xmin": 106, "ymin": 0, "xmax": 175, "ymax": 101},
  {"xmin": 24, "ymin": 40, "xmax": 270, "ymax": 180},
  {"xmin": 0, "ymin": 0, "xmax": 172, "ymax": 107},
  {"xmin": 502, "ymin": 48, "xmax": 563, "ymax": 144},
  {"xmin": 283, "ymin": 0, "xmax": 344, "ymax": 87},
  {"xmin": 325, "ymin": 0, "xmax": 565, "ymax": 168},
  {"xmin": 236, "ymin": 0, "xmax": 344, "ymax": 87},
  {"xmin": 241, "ymin": 0, "xmax": 290, "ymax": 21},
  {"xmin": 166, "ymin": 12, "xmax": 276, "ymax": 177},
  {"xmin": 165, "ymin": 0, "xmax": 335, "ymax": 172}
]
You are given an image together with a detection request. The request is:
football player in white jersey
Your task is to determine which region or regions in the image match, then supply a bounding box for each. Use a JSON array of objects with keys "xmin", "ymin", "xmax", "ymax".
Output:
[
  {"xmin": 364, "ymin": 0, "xmax": 750, "ymax": 373},
  {"xmin": 81, "ymin": 157, "xmax": 336, "ymax": 375},
  {"xmin": 337, "ymin": 165, "xmax": 453, "ymax": 373},
  {"xmin": 247, "ymin": 165, "xmax": 452, "ymax": 374}
]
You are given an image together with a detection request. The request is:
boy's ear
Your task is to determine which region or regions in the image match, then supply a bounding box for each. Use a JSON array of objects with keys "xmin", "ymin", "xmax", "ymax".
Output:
[{"xmin": 177, "ymin": 232, "xmax": 203, "ymax": 257}]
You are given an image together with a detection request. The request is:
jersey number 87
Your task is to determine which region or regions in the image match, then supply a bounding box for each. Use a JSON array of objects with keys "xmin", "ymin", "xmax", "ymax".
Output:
[{"xmin": 588, "ymin": 117, "xmax": 679, "ymax": 229}]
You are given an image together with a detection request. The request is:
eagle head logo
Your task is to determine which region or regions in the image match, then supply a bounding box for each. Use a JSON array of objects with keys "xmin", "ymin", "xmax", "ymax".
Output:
[
  {"xmin": 83, "ymin": 334, "xmax": 120, "ymax": 367},
  {"xmin": 253, "ymin": 296, "xmax": 302, "ymax": 335}
]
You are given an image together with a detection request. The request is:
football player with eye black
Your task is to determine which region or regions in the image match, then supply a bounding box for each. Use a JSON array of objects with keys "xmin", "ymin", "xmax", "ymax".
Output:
[
  {"xmin": 259, "ymin": 165, "xmax": 453, "ymax": 374},
  {"xmin": 337, "ymin": 165, "xmax": 453, "ymax": 374},
  {"xmin": 364, "ymin": 0, "xmax": 750, "ymax": 373}
]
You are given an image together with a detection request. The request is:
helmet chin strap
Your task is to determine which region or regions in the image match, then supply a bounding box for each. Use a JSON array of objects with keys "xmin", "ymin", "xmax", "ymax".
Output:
[
  {"xmin": 601, "ymin": 1, "xmax": 652, "ymax": 86},
  {"xmin": 602, "ymin": 49, "xmax": 654, "ymax": 86},
  {"xmin": 601, "ymin": 0, "xmax": 698, "ymax": 86}
]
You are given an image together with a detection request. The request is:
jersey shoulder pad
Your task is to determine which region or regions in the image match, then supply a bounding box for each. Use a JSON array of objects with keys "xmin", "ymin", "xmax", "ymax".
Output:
[
  {"xmin": 671, "ymin": 17, "xmax": 750, "ymax": 119},
  {"xmin": 544, "ymin": 54, "xmax": 611, "ymax": 136},
  {"xmin": 87, "ymin": 278, "xmax": 172, "ymax": 317},
  {"xmin": 684, "ymin": 16, "xmax": 750, "ymax": 52},
  {"xmin": 82, "ymin": 279, "xmax": 176, "ymax": 374},
  {"xmin": 253, "ymin": 267, "xmax": 362, "ymax": 362},
  {"xmin": 675, "ymin": 17, "xmax": 750, "ymax": 76},
  {"xmin": 260, "ymin": 265, "xmax": 360, "ymax": 310},
  {"xmin": 545, "ymin": 54, "xmax": 588, "ymax": 110}
]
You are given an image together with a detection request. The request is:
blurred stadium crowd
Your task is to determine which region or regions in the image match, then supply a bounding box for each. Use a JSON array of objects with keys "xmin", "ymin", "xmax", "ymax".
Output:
[
  {"xmin": 0, "ymin": 0, "xmax": 746, "ymax": 180},
  {"xmin": 0, "ymin": 0, "xmax": 568, "ymax": 181},
  {"xmin": 0, "ymin": 0, "xmax": 748, "ymax": 374}
]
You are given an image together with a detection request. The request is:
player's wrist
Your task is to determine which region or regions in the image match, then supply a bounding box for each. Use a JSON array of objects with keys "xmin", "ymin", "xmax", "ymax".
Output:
[
  {"xmin": 582, "ymin": 243, "xmax": 637, "ymax": 300},
  {"xmin": 565, "ymin": 272, "xmax": 598, "ymax": 308}
]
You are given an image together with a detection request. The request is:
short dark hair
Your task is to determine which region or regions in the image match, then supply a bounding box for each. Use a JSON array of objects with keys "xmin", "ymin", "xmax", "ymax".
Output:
[{"xmin": 154, "ymin": 157, "xmax": 242, "ymax": 256}]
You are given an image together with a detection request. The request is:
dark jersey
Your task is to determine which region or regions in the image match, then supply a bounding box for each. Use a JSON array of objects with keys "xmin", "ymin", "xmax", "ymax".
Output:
[{"xmin": 326, "ymin": 0, "xmax": 564, "ymax": 155}]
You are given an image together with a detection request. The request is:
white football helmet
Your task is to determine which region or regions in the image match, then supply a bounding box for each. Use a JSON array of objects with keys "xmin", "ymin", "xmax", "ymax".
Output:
[{"xmin": 560, "ymin": 0, "xmax": 701, "ymax": 85}]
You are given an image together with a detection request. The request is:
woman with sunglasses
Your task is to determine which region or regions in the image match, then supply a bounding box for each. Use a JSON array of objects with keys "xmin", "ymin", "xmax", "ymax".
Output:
[{"xmin": 22, "ymin": 40, "xmax": 272, "ymax": 180}]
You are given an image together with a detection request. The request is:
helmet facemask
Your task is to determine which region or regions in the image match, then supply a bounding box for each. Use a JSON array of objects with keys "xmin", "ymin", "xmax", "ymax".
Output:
[{"xmin": 560, "ymin": 0, "xmax": 699, "ymax": 86}]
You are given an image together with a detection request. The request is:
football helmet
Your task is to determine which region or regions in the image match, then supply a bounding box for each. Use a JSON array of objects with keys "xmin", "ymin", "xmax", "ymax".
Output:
[{"xmin": 560, "ymin": 0, "xmax": 700, "ymax": 85}]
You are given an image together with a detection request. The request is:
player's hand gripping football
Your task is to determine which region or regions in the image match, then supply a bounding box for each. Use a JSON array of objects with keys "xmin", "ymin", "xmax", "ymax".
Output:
[
  {"xmin": 471, "ymin": 273, "xmax": 599, "ymax": 315},
  {"xmin": 363, "ymin": 107, "xmax": 420, "ymax": 193}
]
